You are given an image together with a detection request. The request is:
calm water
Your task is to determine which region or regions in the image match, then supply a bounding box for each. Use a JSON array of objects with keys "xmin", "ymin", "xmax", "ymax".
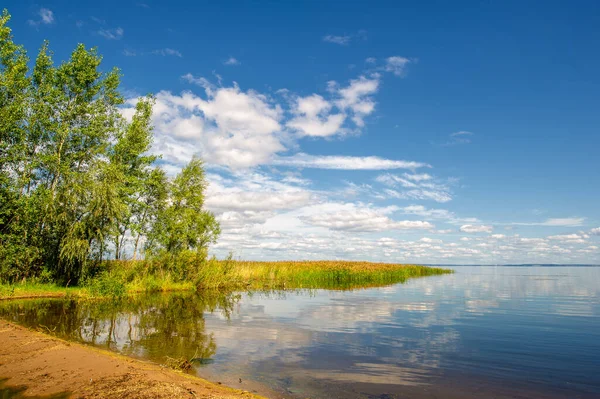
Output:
[{"xmin": 1, "ymin": 266, "xmax": 599, "ymax": 398}]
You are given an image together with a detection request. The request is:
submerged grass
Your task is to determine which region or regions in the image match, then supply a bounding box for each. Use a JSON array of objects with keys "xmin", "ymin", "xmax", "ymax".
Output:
[{"xmin": 0, "ymin": 260, "xmax": 452, "ymax": 299}]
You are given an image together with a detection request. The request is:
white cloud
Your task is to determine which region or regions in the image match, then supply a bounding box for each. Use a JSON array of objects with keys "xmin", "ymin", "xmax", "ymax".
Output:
[
  {"xmin": 181, "ymin": 73, "xmax": 213, "ymax": 89},
  {"xmin": 152, "ymin": 48, "xmax": 182, "ymax": 57},
  {"xmin": 28, "ymin": 8, "xmax": 54, "ymax": 26},
  {"xmin": 547, "ymin": 233, "xmax": 588, "ymax": 244},
  {"xmin": 403, "ymin": 173, "xmax": 432, "ymax": 182},
  {"xmin": 335, "ymin": 76, "xmax": 379, "ymax": 127},
  {"xmin": 224, "ymin": 57, "xmax": 240, "ymax": 66},
  {"xmin": 204, "ymin": 171, "xmax": 317, "ymax": 234},
  {"xmin": 384, "ymin": 56, "xmax": 411, "ymax": 76},
  {"xmin": 460, "ymin": 225, "xmax": 493, "ymax": 234},
  {"xmin": 591, "ymin": 227, "xmax": 600, "ymax": 236},
  {"xmin": 217, "ymin": 210, "xmax": 275, "ymax": 229},
  {"xmin": 124, "ymin": 68, "xmax": 434, "ymax": 173},
  {"xmin": 125, "ymin": 84, "xmax": 284, "ymax": 169},
  {"xmin": 287, "ymin": 94, "xmax": 345, "ymax": 137},
  {"xmin": 542, "ymin": 218, "xmax": 585, "ymax": 227},
  {"xmin": 438, "ymin": 131, "xmax": 474, "ymax": 146},
  {"xmin": 399, "ymin": 205, "xmax": 478, "ymax": 224},
  {"xmin": 511, "ymin": 218, "xmax": 586, "ymax": 227},
  {"xmin": 548, "ymin": 234, "xmax": 584, "ymax": 241},
  {"xmin": 207, "ymin": 188, "xmax": 312, "ymax": 212},
  {"xmin": 272, "ymin": 153, "xmax": 429, "ymax": 170},
  {"xmin": 323, "ymin": 35, "xmax": 351, "ymax": 45},
  {"xmin": 287, "ymin": 74, "xmax": 384, "ymax": 136},
  {"xmin": 432, "ymin": 131, "xmax": 474, "ymax": 146},
  {"xmin": 376, "ymin": 174, "xmax": 453, "ymax": 203},
  {"xmin": 301, "ymin": 203, "xmax": 433, "ymax": 232},
  {"xmin": 98, "ymin": 27, "xmax": 124, "ymax": 40}
]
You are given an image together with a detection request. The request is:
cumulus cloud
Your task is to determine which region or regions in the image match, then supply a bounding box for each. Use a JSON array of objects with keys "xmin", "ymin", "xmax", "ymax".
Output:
[
  {"xmin": 335, "ymin": 75, "xmax": 379, "ymax": 127},
  {"xmin": 124, "ymin": 67, "xmax": 416, "ymax": 172},
  {"xmin": 460, "ymin": 225, "xmax": 493, "ymax": 234},
  {"xmin": 286, "ymin": 94, "xmax": 345, "ymax": 137},
  {"xmin": 301, "ymin": 204, "xmax": 433, "ymax": 232},
  {"xmin": 287, "ymin": 74, "xmax": 383, "ymax": 136},
  {"xmin": 591, "ymin": 227, "xmax": 600, "ymax": 236},
  {"xmin": 123, "ymin": 83, "xmax": 284, "ymax": 169}
]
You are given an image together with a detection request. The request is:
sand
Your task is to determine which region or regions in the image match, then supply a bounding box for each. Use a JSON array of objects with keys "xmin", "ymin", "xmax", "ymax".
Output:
[{"xmin": 0, "ymin": 321, "xmax": 265, "ymax": 399}]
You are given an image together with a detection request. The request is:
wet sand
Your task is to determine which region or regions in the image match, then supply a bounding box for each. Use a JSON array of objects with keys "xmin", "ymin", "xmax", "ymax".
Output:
[{"xmin": 0, "ymin": 320, "xmax": 265, "ymax": 398}]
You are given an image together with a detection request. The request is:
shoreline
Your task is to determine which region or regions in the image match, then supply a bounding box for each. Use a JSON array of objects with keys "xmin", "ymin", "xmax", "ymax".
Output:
[
  {"xmin": 0, "ymin": 261, "xmax": 453, "ymax": 301},
  {"xmin": 0, "ymin": 320, "xmax": 268, "ymax": 399}
]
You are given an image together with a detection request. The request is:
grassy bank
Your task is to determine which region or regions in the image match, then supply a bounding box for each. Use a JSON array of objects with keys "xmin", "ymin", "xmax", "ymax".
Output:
[{"xmin": 0, "ymin": 260, "xmax": 452, "ymax": 300}]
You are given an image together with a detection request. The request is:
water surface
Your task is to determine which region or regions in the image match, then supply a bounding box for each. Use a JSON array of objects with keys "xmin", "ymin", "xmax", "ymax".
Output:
[{"xmin": 1, "ymin": 266, "xmax": 599, "ymax": 398}]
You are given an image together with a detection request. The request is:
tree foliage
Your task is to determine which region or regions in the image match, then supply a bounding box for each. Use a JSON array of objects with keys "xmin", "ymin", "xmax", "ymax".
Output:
[{"xmin": 0, "ymin": 10, "xmax": 219, "ymax": 284}]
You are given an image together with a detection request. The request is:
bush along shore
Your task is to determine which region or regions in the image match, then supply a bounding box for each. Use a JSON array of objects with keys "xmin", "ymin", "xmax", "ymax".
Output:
[{"xmin": 0, "ymin": 260, "xmax": 453, "ymax": 300}]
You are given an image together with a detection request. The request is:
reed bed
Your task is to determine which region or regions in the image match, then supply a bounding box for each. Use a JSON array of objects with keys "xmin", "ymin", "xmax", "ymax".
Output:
[
  {"xmin": 1, "ymin": 261, "xmax": 452, "ymax": 300},
  {"xmin": 196, "ymin": 260, "xmax": 453, "ymax": 290}
]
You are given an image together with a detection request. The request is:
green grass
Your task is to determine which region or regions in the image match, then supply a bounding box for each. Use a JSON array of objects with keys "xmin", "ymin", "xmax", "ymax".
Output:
[
  {"xmin": 0, "ymin": 283, "xmax": 85, "ymax": 300},
  {"xmin": 198, "ymin": 260, "xmax": 453, "ymax": 290},
  {"xmin": 1, "ymin": 260, "xmax": 452, "ymax": 300}
]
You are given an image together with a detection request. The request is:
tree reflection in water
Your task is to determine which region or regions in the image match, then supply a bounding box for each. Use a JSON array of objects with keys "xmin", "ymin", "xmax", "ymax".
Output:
[{"xmin": 0, "ymin": 292, "xmax": 241, "ymax": 366}]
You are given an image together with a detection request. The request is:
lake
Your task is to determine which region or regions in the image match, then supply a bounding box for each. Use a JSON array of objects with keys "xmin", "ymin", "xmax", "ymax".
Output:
[{"xmin": 1, "ymin": 266, "xmax": 599, "ymax": 398}]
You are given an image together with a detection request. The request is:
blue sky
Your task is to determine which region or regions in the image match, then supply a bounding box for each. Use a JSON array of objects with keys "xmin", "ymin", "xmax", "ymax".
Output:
[{"xmin": 8, "ymin": 0, "xmax": 600, "ymax": 263}]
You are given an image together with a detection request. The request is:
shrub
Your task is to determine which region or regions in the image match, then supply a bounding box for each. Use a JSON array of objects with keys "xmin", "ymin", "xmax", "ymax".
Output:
[{"xmin": 86, "ymin": 272, "xmax": 126, "ymax": 299}]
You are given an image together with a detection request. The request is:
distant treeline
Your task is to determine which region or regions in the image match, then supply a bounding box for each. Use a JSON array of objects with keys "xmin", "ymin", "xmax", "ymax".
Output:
[{"xmin": 0, "ymin": 10, "xmax": 220, "ymax": 284}]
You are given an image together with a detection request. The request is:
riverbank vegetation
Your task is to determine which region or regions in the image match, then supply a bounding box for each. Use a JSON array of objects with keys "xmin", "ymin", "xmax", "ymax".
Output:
[{"xmin": 0, "ymin": 259, "xmax": 452, "ymax": 300}]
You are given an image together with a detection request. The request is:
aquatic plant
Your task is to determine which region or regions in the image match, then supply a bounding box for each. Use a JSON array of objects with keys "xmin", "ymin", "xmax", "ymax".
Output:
[{"xmin": 195, "ymin": 260, "xmax": 452, "ymax": 290}]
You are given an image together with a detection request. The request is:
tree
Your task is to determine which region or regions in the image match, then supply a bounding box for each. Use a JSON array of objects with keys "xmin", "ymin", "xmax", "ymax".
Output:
[
  {"xmin": 0, "ymin": 10, "xmax": 219, "ymax": 284},
  {"xmin": 148, "ymin": 158, "xmax": 220, "ymax": 266},
  {"xmin": 110, "ymin": 96, "xmax": 157, "ymax": 260}
]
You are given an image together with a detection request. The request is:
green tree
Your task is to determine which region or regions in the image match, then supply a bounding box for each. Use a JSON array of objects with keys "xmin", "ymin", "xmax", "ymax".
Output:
[
  {"xmin": 148, "ymin": 158, "xmax": 220, "ymax": 276},
  {"xmin": 110, "ymin": 96, "xmax": 157, "ymax": 260},
  {"xmin": 0, "ymin": 9, "xmax": 220, "ymax": 284},
  {"xmin": 131, "ymin": 167, "xmax": 168, "ymax": 260}
]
